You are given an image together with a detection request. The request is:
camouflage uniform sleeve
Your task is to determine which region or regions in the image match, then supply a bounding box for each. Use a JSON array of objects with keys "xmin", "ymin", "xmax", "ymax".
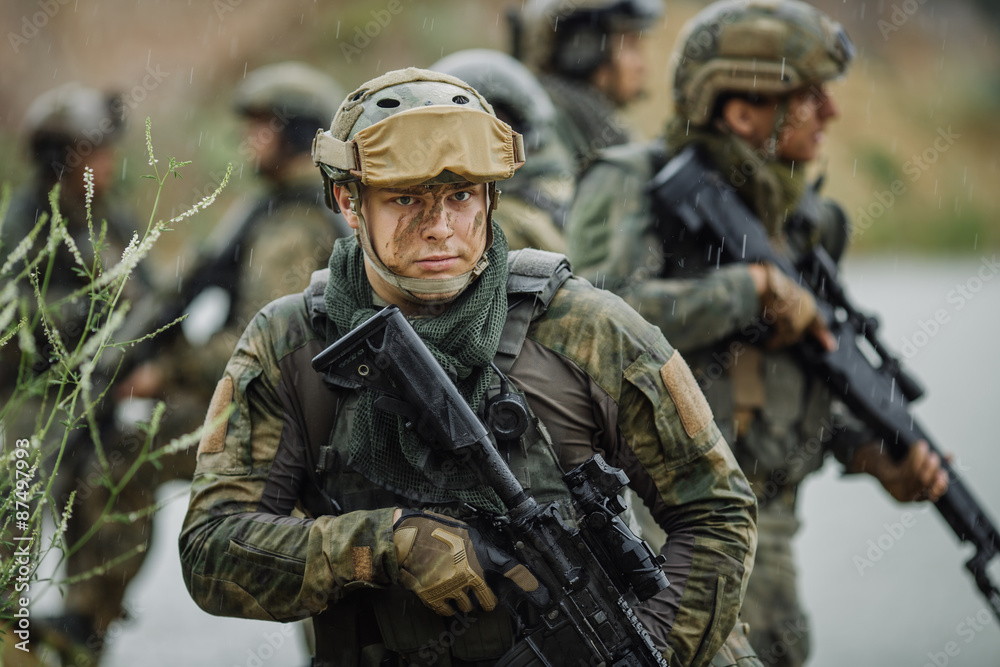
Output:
[
  {"xmin": 566, "ymin": 158, "xmax": 762, "ymax": 353},
  {"xmin": 533, "ymin": 280, "xmax": 757, "ymax": 667},
  {"xmin": 178, "ymin": 296, "xmax": 399, "ymax": 622}
]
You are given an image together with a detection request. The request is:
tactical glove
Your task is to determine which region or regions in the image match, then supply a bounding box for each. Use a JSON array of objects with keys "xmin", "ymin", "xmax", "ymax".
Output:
[
  {"xmin": 393, "ymin": 509, "xmax": 545, "ymax": 616},
  {"xmin": 759, "ymin": 262, "xmax": 826, "ymax": 349}
]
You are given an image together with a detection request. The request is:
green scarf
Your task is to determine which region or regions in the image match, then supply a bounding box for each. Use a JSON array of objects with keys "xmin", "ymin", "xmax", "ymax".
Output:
[
  {"xmin": 324, "ymin": 224, "xmax": 510, "ymax": 513},
  {"xmin": 665, "ymin": 117, "xmax": 805, "ymax": 239}
]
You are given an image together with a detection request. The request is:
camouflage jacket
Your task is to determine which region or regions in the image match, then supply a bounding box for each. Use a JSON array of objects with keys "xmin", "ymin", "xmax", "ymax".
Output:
[
  {"xmin": 566, "ymin": 140, "xmax": 867, "ymax": 500},
  {"xmin": 179, "ymin": 249, "xmax": 757, "ymax": 667}
]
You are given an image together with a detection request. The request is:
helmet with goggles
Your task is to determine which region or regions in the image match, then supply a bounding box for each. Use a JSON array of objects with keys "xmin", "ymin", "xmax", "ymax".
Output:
[
  {"xmin": 311, "ymin": 67, "xmax": 525, "ymax": 303},
  {"xmin": 672, "ymin": 0, "xmax": 855, "ymax": 127}
]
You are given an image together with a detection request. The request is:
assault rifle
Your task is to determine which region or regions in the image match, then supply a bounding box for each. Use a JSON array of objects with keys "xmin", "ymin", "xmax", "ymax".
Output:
[
  {"xmin": 312, "ymin": 305, "xmax": 671, "ymax": 667},
  {"xmin": 648, "ymin": 145, "xmax": 1000, "ymax": 623}
]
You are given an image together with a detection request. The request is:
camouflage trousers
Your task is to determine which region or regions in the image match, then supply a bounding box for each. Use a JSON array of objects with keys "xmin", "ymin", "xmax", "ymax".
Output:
[{"xmin": 738, "ymin": 494, "xmax": 811, "ymax": 667}]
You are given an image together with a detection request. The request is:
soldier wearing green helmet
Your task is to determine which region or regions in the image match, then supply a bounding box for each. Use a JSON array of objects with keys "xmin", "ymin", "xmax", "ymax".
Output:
[
  {"xmin": 567, "ymin": 2, "xmax": 948, "ymax": 665},
  {"xmin": 511, "ymin": 0, "xmax": 664, "ymax": 176},
  {"xmin": 130, "ymin": 61, "xmax": 354, "ymax": 459},
  {"xmin": 180, "ymin": 66, "xmax": 758, "ymax": 667}
]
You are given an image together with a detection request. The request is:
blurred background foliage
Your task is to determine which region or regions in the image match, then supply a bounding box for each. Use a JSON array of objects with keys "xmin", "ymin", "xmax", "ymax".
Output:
[{"xmin": 1, "ymin": 0, "xmax": 998, "ymax": 279}]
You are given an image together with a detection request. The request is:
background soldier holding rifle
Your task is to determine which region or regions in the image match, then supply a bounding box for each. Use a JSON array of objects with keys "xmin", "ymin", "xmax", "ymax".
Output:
[
  {"xmin": 566, "ymin": 2, "xmax": 964, "ymax": 665},
  {"xmin": 179, "ymin": 67, "xmax": 759, "ymax": 666}
]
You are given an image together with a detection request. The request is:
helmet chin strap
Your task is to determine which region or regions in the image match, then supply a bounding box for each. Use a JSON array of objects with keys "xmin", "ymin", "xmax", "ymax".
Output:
[{"xmin": 346, "ymin": 181, "xmax": 496, "ymax": 306}]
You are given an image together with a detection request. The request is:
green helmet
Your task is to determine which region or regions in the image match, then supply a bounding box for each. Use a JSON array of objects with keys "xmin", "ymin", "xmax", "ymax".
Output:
[
  {"xmin": 311, "ymin": 67, "xmax": 524, "ymax": 304},
  {"xmin": 234, "ymin": 61, "xmax": 344, "ymax": 153},
  {"xmin": 234, "ymin": 61, "xmax": 344, "ymax": 122},
  {"xmin": 672, "ymin": 0, "xmax": 855, "ymax": 126},
  {"xmin": 430, "ymin": 49, "xmax": 557, "ymax": 152},
  {"xmin": 22, "ymin": 83, "xmax": 124, "ymax": 166},
  {"xmin": 512, "ymin": 0, "xmax": 664, "ymax": 79}
]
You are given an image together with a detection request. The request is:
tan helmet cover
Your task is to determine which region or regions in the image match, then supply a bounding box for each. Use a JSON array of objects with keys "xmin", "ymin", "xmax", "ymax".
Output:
[{"xmin": 312, "ymin": 106, "xmax": 524, "ymax": 188}]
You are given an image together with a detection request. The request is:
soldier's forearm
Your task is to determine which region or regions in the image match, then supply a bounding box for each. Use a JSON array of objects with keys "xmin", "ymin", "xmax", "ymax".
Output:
[{"xmin": 179, "ymin": 505, "xmax": 398, "ymax": 621}]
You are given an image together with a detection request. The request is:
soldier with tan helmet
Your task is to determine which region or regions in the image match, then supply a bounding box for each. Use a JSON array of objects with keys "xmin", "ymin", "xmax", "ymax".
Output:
[
  {"xmin": 180, "ymin": 66, "xmax": 758, "ymax": 667},
  {"xmin": 567, "ymin": 2, "xmax": 949, "ymax": 665},
  {"xmin": 511, "ymin": 0, "xmax": 663, "ymax": 176}
]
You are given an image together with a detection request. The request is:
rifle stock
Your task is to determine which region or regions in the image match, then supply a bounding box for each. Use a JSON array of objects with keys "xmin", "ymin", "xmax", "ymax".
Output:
[
  {"xmin": 648, "ymin": 145, "xmax": 1000, "ymax": 623},
  {"xmin": 312, "ymin": 305, "xmax": 671, "ymax": 666}
]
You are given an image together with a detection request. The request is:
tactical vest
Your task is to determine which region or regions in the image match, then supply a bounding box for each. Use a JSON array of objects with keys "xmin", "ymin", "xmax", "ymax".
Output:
[{"xmin": 303, "ymin": 249, "xmax": 576, "ymax": 666}]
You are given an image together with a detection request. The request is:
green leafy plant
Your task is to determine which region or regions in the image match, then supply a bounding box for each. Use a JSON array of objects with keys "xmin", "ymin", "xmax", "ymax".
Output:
[{"xmin": 0, "ymin": 118, "xmax": 231, "ymax": 638}]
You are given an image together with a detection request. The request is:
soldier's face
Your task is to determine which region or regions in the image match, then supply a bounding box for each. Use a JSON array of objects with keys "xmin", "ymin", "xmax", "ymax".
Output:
[
  {"xmin": 243, "ymin": 115, "xmax": 284, "ymax": 177},
  {"xmin": 591, "ymin": 31, "xmax": 647, "ymax": 106},
  {"xmin": 776, "ymin": 84, "xmax": 840, "ymax": 163},
  {"xmin": 335, "ymin": 181, "xmax": 489, "ymax": 306}
]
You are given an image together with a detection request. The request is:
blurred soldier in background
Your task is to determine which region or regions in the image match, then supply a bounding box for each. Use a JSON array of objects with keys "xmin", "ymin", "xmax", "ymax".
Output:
[
  {"xmin": 124, "ymin": 60, "xmax": 352, "ymax": 444},
  {"xmin": 431, "ymin": 48, "xmax": 573, "ymax": 251},
  {"xmin": 0, "ymin": 82, "xmax": 150, "ymax": 665},
  {"xmin": 567, "ymin": 2, "xmax": 949, "ymax": 665},
  {"xmin": 163, "ymin": 60, "xmax": 353, "ymax": 389},
  {"xmin": 511, "ymin": 0, "xmax": 663, "ymax": 175}
]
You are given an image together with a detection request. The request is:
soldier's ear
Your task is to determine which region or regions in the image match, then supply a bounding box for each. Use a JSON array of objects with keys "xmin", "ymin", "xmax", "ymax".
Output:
[
  {"xmin": 333, "ymin": 184, "xmax": 361, "ymax": 230},
  {"xmin": 721, "ymin": 97, "xmax": 774, "ymax": 149}
]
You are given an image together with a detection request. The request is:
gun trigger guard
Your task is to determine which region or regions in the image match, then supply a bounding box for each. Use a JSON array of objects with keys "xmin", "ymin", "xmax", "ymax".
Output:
[{"xmin": 373, "ymin": 394, "xmax": 420, "ymax": 429}]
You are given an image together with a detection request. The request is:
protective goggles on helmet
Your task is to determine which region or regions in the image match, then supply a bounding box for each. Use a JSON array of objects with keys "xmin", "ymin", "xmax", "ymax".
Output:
[{"xmin": 312, "ymin": 106, "xmax": 525, "ymax": 187}]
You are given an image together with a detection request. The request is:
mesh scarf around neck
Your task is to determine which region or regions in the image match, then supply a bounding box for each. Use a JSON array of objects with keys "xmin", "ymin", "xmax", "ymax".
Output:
[
  {"xmin": 665, "ymin": 117, "xmax": 805, "ymax": 240},
  {"xmin": 323, "ymin": 225, "xmax": 510, "ymax": 513}
]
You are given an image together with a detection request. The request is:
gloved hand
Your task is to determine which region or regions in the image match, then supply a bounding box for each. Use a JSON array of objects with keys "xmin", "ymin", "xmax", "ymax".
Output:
[
  {"xmin": 393, "ymin": 509, "xmax": 546, "ymax": 616},
  {"xmin": 757, "ymin": 263, "xmax": 835, "ymax": 351}
]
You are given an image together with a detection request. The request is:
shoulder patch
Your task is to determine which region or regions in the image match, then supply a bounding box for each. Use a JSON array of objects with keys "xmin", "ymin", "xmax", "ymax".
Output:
[
  {"xmin": 198, "ymin": 376, "xmax": 233, "ymax": 455},
  {"xmin": 660, "ymin": 351, "xmax": 713, "ymax": 438}
]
